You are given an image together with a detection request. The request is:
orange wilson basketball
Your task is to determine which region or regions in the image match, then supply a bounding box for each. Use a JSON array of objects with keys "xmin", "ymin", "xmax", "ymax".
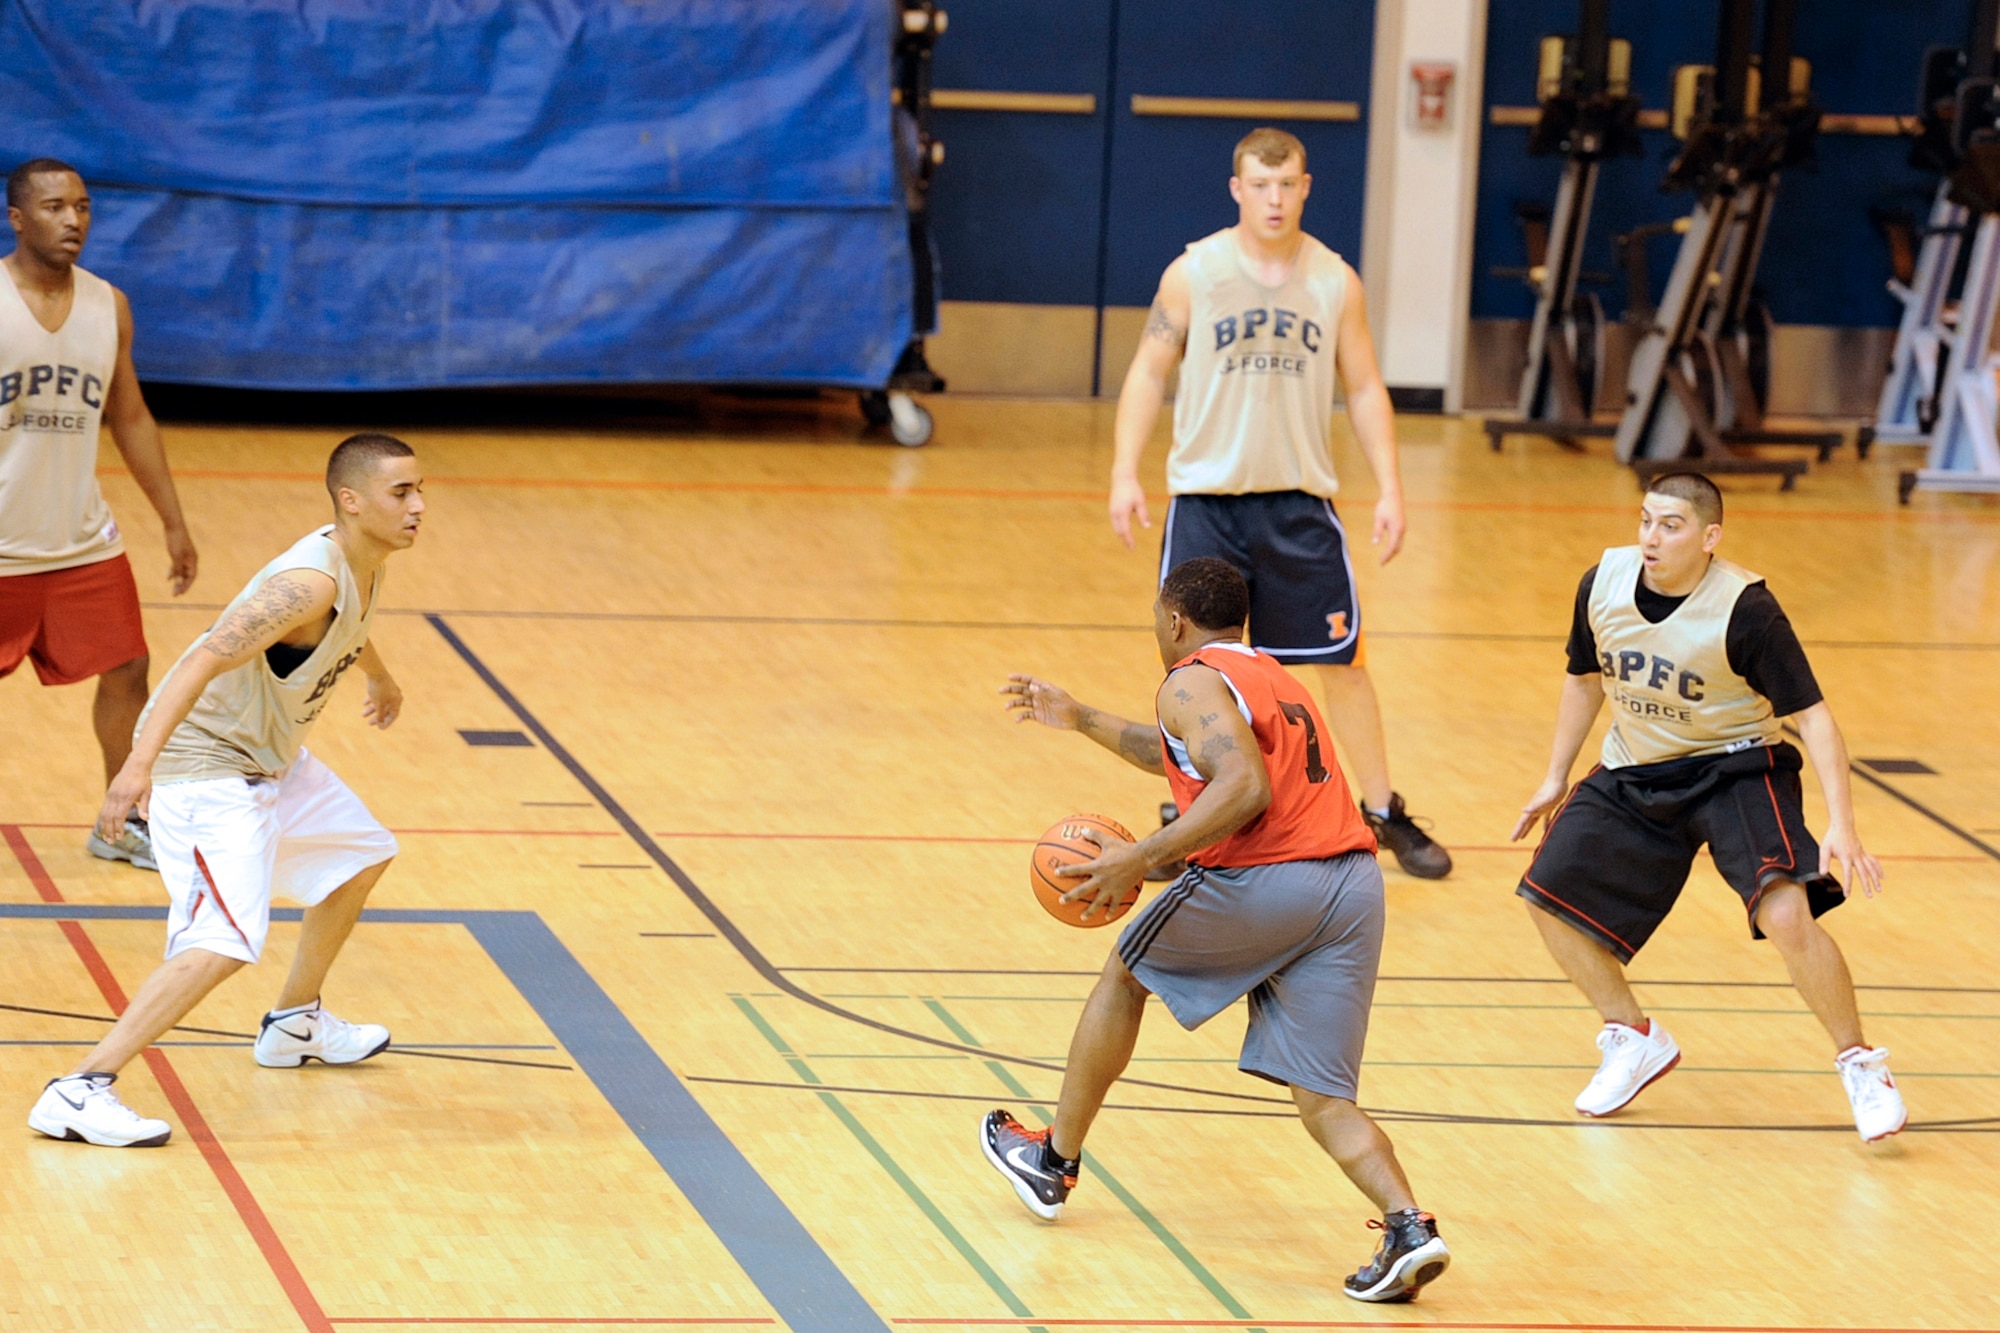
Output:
[{"xmin": 1031, "ymin": 813, "xmax": 1140, "ymax": 927}]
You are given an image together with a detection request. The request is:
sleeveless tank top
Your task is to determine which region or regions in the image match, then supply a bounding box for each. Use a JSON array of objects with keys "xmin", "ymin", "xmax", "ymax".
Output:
[
  {"xmin": 146, "ymin": 527, "xmax": 381, "ymax": 783},
  {"xmin": 0, "ymin": 263, "xmax": 122, "ymax": 575},
  {"xmin": 1587, "ymin": 545, "xmax": 1780, "ymax": 769},
  {"xmin": 1170, "ymin": 229, "xmax": 1347, "ymax": 499},
  {"xmin": 1159, "ymin": 641, "xmax": 1376, "ymax": 867}
]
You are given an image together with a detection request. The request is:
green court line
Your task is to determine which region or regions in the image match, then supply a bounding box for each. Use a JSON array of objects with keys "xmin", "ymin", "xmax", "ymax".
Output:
[
  {"xmin": 921, "ymin": 998, "xmax": 1262, "ymax": 1325},
  {"xmin": 729, "ymin": 996, "xmax": 1042, "ymax": 1326}
]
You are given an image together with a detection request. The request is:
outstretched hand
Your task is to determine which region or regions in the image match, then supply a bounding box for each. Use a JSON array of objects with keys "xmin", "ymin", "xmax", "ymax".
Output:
[
  {"xmin": 1001, "ymin": 674, "xmax": 1082, "ymax": 730},
  {"xmin": 1510, "ymin": 776, "xmax": 1570, "ymax": 843},
  {"xmin": 1820, "ymin": 825, "xmax": 1884, "ymax": 899},
  {"xmin": 362, "ymin": 672, "xmax": 404, "ymax": 730}
]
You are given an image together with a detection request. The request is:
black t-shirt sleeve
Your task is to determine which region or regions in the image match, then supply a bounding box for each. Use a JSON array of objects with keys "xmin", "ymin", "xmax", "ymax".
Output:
[
  {"xmin": 1565, "ymin": 566, "xmax": 1601, "ymax": 675},
  {"xmin": 1725, "ymin": 584, "xmax": 1823, "ymax": 716}
]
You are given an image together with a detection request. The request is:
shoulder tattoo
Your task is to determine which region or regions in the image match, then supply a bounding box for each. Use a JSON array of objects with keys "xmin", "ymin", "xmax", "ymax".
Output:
[
  {"xmin": 1144, "ymin": 298, "xmax": 1186, "ymax": 347},
  {"xmin": 205, "ymin": 572, "xmax": 320, "ymax": 657}
]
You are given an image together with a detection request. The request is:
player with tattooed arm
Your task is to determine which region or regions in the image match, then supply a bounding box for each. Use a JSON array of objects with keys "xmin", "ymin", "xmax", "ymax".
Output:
[
  {"xmin": 29, "ymin": 433, "xmax": 424, "ymax": 1148},
  {"xmin": 981, "ymin": 557, "xmax": 1451, "ymax": 1304}
]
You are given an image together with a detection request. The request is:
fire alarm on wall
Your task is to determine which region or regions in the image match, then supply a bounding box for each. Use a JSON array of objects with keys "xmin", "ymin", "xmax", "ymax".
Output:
[{"xmin": 1409, "ymin": 61, "xmax": 1456, "ymax": 130}]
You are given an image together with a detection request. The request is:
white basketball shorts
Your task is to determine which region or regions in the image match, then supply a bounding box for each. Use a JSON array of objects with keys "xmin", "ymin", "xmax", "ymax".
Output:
[{"xmin": 151, "ymin": 749, "xmax": 397, "ymax": 964}]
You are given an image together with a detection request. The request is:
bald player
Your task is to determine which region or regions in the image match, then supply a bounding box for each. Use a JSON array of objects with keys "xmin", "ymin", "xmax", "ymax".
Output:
[
  {"xmin": 3, "ymin": 158, "xmax": 199, "ymax": 871},
  {"xmin": 29, "ymin": 434, "xmax": 422, "ymax": 1148},
  {"xmin": 1108, "ymin": 128, "xmax": 1450, "ymax": 881}
]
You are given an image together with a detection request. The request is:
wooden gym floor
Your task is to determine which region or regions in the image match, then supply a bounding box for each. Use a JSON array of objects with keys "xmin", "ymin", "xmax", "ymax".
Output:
[{"xmin": 3, "ymin": 399, "xmax": 1997, "ymax": 1332}]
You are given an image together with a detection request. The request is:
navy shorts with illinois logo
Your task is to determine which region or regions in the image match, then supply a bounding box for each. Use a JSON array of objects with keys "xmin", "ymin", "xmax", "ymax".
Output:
[
  {"xmin": 1517, "ymin": 741, "xmax": 1845, "ymax": 962},
  {"xmin": 1159, "ymin": 490, "xmax": 1363, "ymax": 665}
]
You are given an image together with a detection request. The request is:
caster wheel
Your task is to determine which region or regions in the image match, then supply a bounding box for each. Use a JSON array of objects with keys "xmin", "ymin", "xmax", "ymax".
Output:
[{"xmin": 888, "ymin": 392, "xmax": 933, "ymax": 446}]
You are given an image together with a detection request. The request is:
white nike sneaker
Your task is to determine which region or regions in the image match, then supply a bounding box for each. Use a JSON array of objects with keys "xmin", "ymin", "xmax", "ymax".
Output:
[
  {"xmin": 86, "ymin": 818, "xmax": 157, "ymax": 872},
  {"xmin": 253, "ymin": 1004, "xmax": 391, "ymax": 1067},
  {"xmin": 29, "ymin": 1073, "xmax": 172, "ymax": 1147},
  {"xmin": 1574, "ymin": 1020, "xmax": 1681, "ymax": 1117},
  {"xmin": 1837, "ymin": 1045, "xmax": 1907, "ymax": 1142}
]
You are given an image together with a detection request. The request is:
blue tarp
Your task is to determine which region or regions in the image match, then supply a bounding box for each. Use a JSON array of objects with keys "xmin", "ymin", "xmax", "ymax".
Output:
[{"xmin": 0, "ymin": 1, "xmax": 911, "ymax": 388}]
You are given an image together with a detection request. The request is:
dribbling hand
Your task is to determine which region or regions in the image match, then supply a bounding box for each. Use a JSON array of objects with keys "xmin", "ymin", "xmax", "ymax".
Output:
[
  {"xmin": 1001, "ymin": 674, "xmax": 1081, "ymax": 730},
  {"xmin": 1056, "ymin": 834, "xmax": 1147, "ymax": 922}
]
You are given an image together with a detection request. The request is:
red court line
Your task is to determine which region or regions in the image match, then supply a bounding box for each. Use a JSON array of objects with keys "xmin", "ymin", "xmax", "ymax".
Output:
[
  {"xmin": 2, "ymin": 824, "xmax": 336, "ymax": 1333},
  {"xmin": 900, "ymin": 1312, "xmax": 2000, "ymax": 1320},
  {"xmin": 97, "ymin": 468, "xmax": 2000, "ymax": 523},
  {"xmin": 893, "ymin": 1322, "xmax": 2000, "ymax": 1332},
  {"xmin": 5, "ymin": 822, "xmax": 1983, "ymax": 862},
  {"xmin": 328, "ymin": 1312, "xmax": 772, "ymax": 1320}
]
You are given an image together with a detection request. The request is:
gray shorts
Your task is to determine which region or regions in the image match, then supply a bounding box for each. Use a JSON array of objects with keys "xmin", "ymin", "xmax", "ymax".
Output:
[{"xmin": 1115, "ymin": 851, "xmax": 1384, "ymax": 1100}]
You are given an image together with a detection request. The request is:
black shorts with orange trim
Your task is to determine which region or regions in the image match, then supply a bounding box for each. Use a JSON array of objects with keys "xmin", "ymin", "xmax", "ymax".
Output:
[{"xmin": 1516, "ymin": 742, "xmax": 1844, "ymax": 963}]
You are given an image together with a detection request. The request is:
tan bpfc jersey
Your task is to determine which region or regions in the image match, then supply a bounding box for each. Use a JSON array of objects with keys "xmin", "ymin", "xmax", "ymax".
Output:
[
  {"xmin": 143, "ymin": 527, "xmax": 381, "ymax": 784},
  {"xmin": 1588, "ymin": 545, "xmax": 1780, "ymax": 768},
  {"xmin": 0, "ymin": 264, "xmax": 122, "ymax": 576},
  {"xmin": 1169, "ymin": 229, "xmax": 1348, "ymax": 499}
]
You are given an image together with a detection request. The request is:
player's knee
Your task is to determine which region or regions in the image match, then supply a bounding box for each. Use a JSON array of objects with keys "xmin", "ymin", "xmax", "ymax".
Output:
[
  {"xmin": 1754, "ymin": 882, "xmax": 1813, "ymax": 948},
  {"xmin": 100, "ymin": 655, "xmax": 149, "ymax": 693},
  {"xmin": 1100, "ymin": 953, "xmax": 1150, "ymax": 1003}
]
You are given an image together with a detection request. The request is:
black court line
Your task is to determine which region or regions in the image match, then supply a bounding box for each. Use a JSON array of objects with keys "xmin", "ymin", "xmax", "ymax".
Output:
[
  {"xmin": 138, "ymin": 602, "xmax": 2000, "ymax": 652},
  {"xmin": 686, "ymin": 1074, "xmax": 2000, "ymax": 1135},
  {"xmin": 425, "ymin": 613, "xmax": 1293, "ymax": 1110},
  {"xmin": 1780, "ymin": 722, "xmax": 2000, "ymax": 862},
  {"xmin": 0, "ymin": 1001, "xmax": 574, "ymax": 1070}
]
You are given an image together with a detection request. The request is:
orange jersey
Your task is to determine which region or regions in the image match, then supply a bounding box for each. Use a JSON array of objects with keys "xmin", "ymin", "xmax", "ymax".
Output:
[{"xmin": 1160, "ymin": 642, "xmax": 1377, "ymax": 868}]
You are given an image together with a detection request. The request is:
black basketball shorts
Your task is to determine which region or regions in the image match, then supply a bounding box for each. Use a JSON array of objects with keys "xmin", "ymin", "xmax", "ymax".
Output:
[
  {"xmin": 1159, "ymin": 491, "xmax": 1362, "ymax": 665},
  {"xmin": 1516, "ymin": 742, "xmax": 1845, "ymax": 962}
]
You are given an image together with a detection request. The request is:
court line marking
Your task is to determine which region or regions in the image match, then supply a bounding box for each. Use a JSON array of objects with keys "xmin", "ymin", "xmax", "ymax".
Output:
[
  {"xmin": 730, "ymin": 996, "xmax": 1042, "ymax": 1325},
  {"xmin": 10, "ymin": 819, "xmax": 1991, "ymax": 864},
  {"xmin": 914, "ymin": 1314, "xmax": 2000, "ymax": 1331},
  {"xmin": 680, "ymin": 1074, "xmax": 2000, "ymax": 1135},
  {"xmin": 0, "ymin": 894, "xmax": 879, "ymax": 1333},
  {"xmin": 105, "ymin": 466, "xmax": 2000, "ymax": 523},
  {"xmin": 133, "ymin": 600, "xmax": 2000, "ymax": 652},
  {"xmin": 921, "ymin": 998, "xmax": 1259, "ymax": 1323},
  {"xmin": 2, "ymin": 825, "xmax": 337, "ymax": 1333},
  {"xmin": 1778, "ymin": 722, "xmax": 2000, "ymax": 862},
  {"xmin": 422, "ymin": 612, "xmax": 1294, "ymax": 1110},
  {"xmin": 419, "ymin": 615, "xmax": 2000, "ymax": 1128}
]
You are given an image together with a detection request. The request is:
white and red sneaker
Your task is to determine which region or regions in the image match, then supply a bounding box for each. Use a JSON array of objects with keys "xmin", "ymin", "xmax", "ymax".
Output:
[
  {"xmin": 1574, "ymin": 1020, "xmax": 1680, "ymax": 1117},
  {"xmin": 1836, "ymin": 1045, "xmax": 1907, "ymax": 1141}
]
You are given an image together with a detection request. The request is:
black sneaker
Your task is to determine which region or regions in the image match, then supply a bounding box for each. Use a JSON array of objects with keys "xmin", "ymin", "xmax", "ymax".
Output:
[
  {"xmin": 1145, "ymin": 800, "xmax": 1187, "ymax": 882},
  {"xmin": 1363, "ymin": 793, "xmax": 1452, "ymax": 879},
  {"xmin": 1344, "ymin": 1208, "xmax": 1450, "ymax": 1303},
  {"xmin": 980, "ymin": 1109, "xmax": 1076, "ymax": 1220}
]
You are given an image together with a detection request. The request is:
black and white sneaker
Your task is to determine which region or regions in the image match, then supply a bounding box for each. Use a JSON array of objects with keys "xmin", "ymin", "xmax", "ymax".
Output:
[
  {"xmin": 1363, "ymin": 794, "xmax": 1452, "ymax": 880},
  {"xmin": 980, "ymin": 1109, "xmax": 1076, "ymax": 1220},
  {"xmin": 1344, "ymin": 1208, "xmax": 1450, "ymax": 1303}
]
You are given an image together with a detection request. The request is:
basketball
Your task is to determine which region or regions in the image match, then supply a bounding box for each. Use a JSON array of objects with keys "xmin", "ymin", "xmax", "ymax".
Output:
[{"xmin": 1030, "ymin": 813, "xmax": 1140, "ymax": 927}]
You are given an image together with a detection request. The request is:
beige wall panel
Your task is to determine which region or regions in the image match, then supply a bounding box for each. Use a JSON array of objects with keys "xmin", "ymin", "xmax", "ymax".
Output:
[{"xmin": 928, "ymin": 300, "xmax": 1096, "ymax": 397}]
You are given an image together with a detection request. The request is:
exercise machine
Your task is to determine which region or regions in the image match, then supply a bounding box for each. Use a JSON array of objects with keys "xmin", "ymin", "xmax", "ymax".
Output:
[
  {"xmin": 1901, "ymin": 31, "xmax": 2000, "ymax": 501},
  {"xmin": 1614, "ymin": 0, "xmax": 1841, "ymax": 489},
  {"xmin": 1483, "ymin": 0, "xmax": 1642, "ymax": 451},
  {"xmin": 1865, "ymin": 40, "xmax": 1977, "ymax": 450}
]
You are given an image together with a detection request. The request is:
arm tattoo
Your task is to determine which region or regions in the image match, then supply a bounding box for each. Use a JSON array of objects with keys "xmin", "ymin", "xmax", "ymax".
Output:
[
  {"xmin": 1195, "ymin": 732, "xmax": 1239, "ymax": 771},
  {"xmin": 203, "ymin": 572, "xmax": 320, "ymax": 657},
  {"xmin": 1117, "ymin": 723, "xmax": 1161, "ymax": 768},
  {"xmin": 1173, "ymin": 688, "xmax": 1193, "ymax": 703},
  {"xmin": 1198, "ymin": 711, "xmax": 1219, "ymax": 729},
  {"xmin": 1144, "ymin": 298, "xmax": 1187, "ymax": 347}
]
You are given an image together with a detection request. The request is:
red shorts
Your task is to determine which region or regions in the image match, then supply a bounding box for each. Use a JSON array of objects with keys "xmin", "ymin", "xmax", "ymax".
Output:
[{"xmin": 0, "ymin": 553, "xmax": 150, "ymax": 686}]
